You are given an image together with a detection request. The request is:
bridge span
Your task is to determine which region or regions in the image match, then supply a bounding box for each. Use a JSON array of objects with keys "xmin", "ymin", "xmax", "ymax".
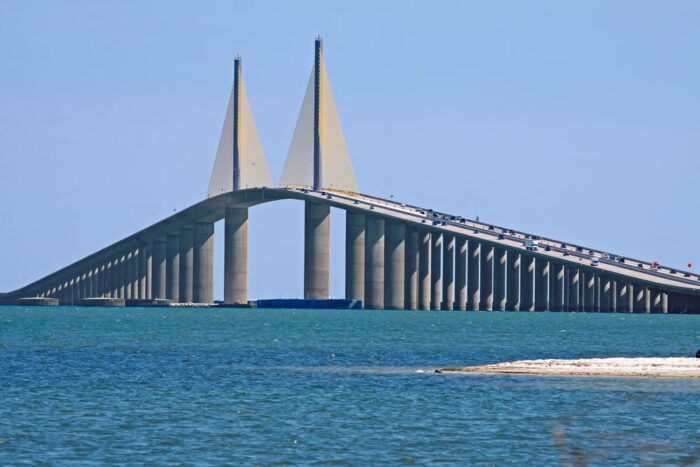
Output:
[
  {"xmin": 2, "ymin": 186, "xmax": 699, "ymax": 313},
  {"xmin": 2, "ymin": 38, "xmax": 698, "ymax": 312}
]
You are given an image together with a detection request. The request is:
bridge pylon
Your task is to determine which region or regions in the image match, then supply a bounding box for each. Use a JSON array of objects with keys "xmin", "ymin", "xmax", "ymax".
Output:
[
  {"xmin": 279, "ymin": 37, "xmax": 359, "ymax": 194},
  {"xmin": 207, "ymin": 57, "xmax": 272, "ymax": 197}
]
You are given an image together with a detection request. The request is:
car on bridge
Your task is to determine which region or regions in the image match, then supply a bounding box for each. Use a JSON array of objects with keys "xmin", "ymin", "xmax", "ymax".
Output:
[{"xmin": 524, "ymin": 239, "xmax": 539, "ymax": 252}]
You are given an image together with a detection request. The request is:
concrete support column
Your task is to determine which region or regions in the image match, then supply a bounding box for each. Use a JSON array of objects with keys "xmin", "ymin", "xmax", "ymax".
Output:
[
  {"xmin": 102, "ymin": 263, "xmax": 111, "ymax": 298},
  {"xmin": 584, "ymin": 273, "xmax": 595, "ymax": 312},
  {"xmin": 145, "ymin": 247, "xmax": 152, "ymax": 300},
  {"xmin": 661, "ymin": 292, "xmax": 668, "ymax": 314},
  {"xmin": 345, "ymin": 211, "xmax": 366, "ymax": 303},
  {"xmin": 138, "ymin": 247, "xmax": 148, "ymax": 299},
  {"xmin": 193, "ymin": 222, "xmax": 215, "ymax": 304},
  {"xmin": 550, "ymin": 263, "xmax": 564, "ymax": 311},
  {"xmin": 601, "ymin": 277, "xmax": 612, "ymax": 312},
  {"xmin": 455, "ymin": 238, "xmax": 467, "ymax": 311},
  {"xmin": 86, "ymin": 270, "xmax": 94, "ymax": 299},
  {"xmin": 117, "ymin": 254, "xmax": 126, "ymax": 299},
  {"xmin": 534, "ymin": 259, "xmax": 549, "ymax": 311},
  {"xmin": 304, "ymin": 202, "xmax": 330, "ymax": 300},
  {"xmin": 78, "ymin": 274, "xmax": 85, "ymax": 300},
  {"xmin": 68, "ymin": 279, "xmax": 75, "ymax": 305},
  {"xmin": 651, "ymin": 289, "xmax": 664, "ymax": 313},
  {"xmin": 179, "ymin": 228, "xmax": 193, "ymax": 303},
  {"xmin": 467, "ymin": 241, "xmax": 480, "ymax": 310},
  {"xmin": 131, "ymin": 251, "xmax": 139, "ymax": 299},
  {"xmin": 566, "ymin": 267, "xmax": 579, "ymax": 312},
  {"xmin": 151, "ymin": 240, "xmax": 166, "ymax": 299},
  {"xmin": 480, "ymin": 244, "xmax": 494, "ymax": 311},
  {"xmin": 365, "ymin": 215, "xmax": 385, "ymax": 310},
  {"xmin": 632, "ymin": 284, "xmax": 644, "ymax": 312},
  {"xmin": 125, "ymin": 253, "xmax": 134, "ymax": 299},
  {"xmin": 93, "ymin": 266, "xmax": 101, "ymax": 298},
  {"xmin": 506, "ymin": 251, "xmax": 519, "ymax": 311},
  {"xmin": 442, "ymin": 235, "xmax": 455, "ymax": 310},
  {"xmin": 520, "ymin": 255, "xmax": 534, "ymax": 311},
  {"xmin": 644, "ymin": 287, "xmax": 651, "ymax": 313},
  {"xmin": 617, "ymin": 282, "xmax": 630, "ymax": 312},
  {"xmin": 224, "ymin": 207, "xmax": 248, "ymax": 305},
  {"xmin": 404, "ymin": 226, "xmax": 418, "ymax": 310},
  {"xmin": 610, "ymin": 280, "xmax": 617, "ymax": 312},
  {"xmin": 109, "ymin": 258, "xmax": 117, "ymax": 298},
  {"xmin": 430, "ymin": 233, "xmax": 442, "ymax": 310},
  {"xmin": 418, "ymin": 230, "xmax": 431, "ymax": 310},
  {"xmin": 626, "ymin": 283, "xmax": 634, "ymax": 312},
  {"xmin": 384, "ymin": 221, "xmax": 405, "ymax": 310},
  {"xmin": 166, "ymin": 235, "xmax": 180, "ymax": 302},
  {"xmin": 493, "ymin": 247, "xmax": 507, "ymax": 311},
  {"xmin": 109, "ymin": 256, "xmax": 119, "ymax": 298}
]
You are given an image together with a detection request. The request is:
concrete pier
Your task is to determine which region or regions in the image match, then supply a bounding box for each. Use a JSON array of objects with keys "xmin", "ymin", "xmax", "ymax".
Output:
[
  {"xmin": 151, "ymin": 240, "xmax": 166, "ymax": 299},
  {"xmin": 365, "ymin": 215, "xmax": 385, "ymax": 310},
  {"xmin": 442, "ymin": 235, "xmax": 455, "ymax": 310},
  {"xmin": 193, "ymin": 222, "xmax": 214, "ymax": 303},
  {"xmin": 493, "ymin": 247, "xmax": 507, "ymax": 311},
  {"xmin": 138, "ymin": 246, "xmax": 148, "ymax": 299},
  {"xmin": 550, "ymin": 262, "xmax": 564, "ymax": 311},
  {"xmin": 455, "ymin": 238, "xmax": 467, "ymax": 311},
  {"xmin": 117, "ymin": 254, "xmax": 126, "ymax": 299},
  {"xmin": 520, "ymin": 255, "xmax": 534, "ymax": 311},
  {"xmin": 584, "ymin": 273, "xmax": 595, "ymax": 312},
  {"xmin": 632, "ymin": 284, "xmax": 644, "ymax": 312},
  {"xmin": 145, "ymin": 247, "xmax": 152, "ymax": 300},
  {"xmin": 304, "ymin": 201, "xmax": 330, "ymax": 300},
  {"xmin": 651, "ymin": 289, "xmax": 667, "ymax": 313},
  {"xmin": 661, "ymin": 292, "xmax": 669, "ymax": 313},
  {"xmin": 384, "ymin": 221, "xmax": 405, "ymax": 310},
  {"xmin": 566, "ymin": 267, "xmax": 579, "ymax": 312},
  {"xmin": 480, "ymin": 244, "xmax": 493, "ymax": 311},
  {"xmin": 610, "ymin": 280, "xmax": 618, "ymax": 312},
  {"xmin": 166, "ymin": 234, "xmax": 180, "ymax": 302},
  {"xmin": 404, "ymin": 226, "xmax": 418, "ymax": 310},
  {"xmin": 534, "ymin": 259, "xmax": 548, "ymax": 311},
  {"xmin": 103, "ymin": 263, "xmax": 111, "ymax": 298},
  {"xmin": 125, "ymin": 252, "xmax": 134, "ymax": 299},
  {"xmin": 418, "ymin": 230, "xmax": 431, "ymax": 310},
  {"xmin": 467, "ymin": 241, "xmax": 479, "ymax": 310},
  {"xmin": 601, "ymin": 277, "xmax": 612, "ymax": 312},
  {"xmin": 506, "ymin": 251, "xmax": 519, "ymax": 311},
  {"xmin": 431, "ymin": 233, "xmax": 442, "ymax": 310},
  {"xmin": 130, "ymin": 253, "xmax": 137, "ymax": 300},
  {"xmin": 345, "ymin": 211, "xmax": 366, "ymax": 303},
  {"xmin": 644, "ymin": 287, "xmax": 651, "ymax": 313},
  {"xmin": 224, "ymin": 207, "xmax": 248, "ymax": 304},
  {"xmin": 617, "ymin": 282, "xmax": 629, "ymax": 312},
  {"xmin": 179, "ymin": 228, "xmax": 193, "ymax": 303}
]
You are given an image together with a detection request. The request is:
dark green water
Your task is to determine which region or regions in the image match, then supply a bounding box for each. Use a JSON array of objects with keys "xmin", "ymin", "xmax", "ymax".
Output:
[{"xmin": 1, "ymin": 307, "xmax": 700, "ymax": 465}]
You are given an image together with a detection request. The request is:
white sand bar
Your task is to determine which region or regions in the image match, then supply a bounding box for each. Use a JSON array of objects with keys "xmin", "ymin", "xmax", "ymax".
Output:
[{"xmin": 436, "ymin": 358, "xmax": 700, "ymax": 378}]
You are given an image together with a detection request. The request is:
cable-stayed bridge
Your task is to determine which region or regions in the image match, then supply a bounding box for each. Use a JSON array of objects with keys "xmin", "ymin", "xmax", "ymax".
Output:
[{"xmin": 2, "ymin": 38, "xmax": 699, "ymax": 313}]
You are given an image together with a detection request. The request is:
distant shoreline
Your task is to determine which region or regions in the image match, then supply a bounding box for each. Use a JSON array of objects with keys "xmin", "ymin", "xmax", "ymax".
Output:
[{"xmin": 436, "ymin": 357, "xmax": 700, "ymax": 379}]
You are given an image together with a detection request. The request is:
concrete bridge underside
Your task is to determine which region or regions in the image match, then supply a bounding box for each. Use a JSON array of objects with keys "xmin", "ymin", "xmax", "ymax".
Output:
[{"xmin": 2, "ymin": 188, "xmax": 700, "ymax": 314}]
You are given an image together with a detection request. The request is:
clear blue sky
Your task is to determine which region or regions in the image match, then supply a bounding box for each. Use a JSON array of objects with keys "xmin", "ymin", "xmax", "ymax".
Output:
[{"xmin": 1, "ymin": 1, "xmax": 698, "ymax": 300}]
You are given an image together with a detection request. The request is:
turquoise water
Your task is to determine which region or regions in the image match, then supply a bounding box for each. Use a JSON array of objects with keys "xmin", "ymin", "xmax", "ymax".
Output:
[{"xmin": 2, "ymin": 308, "xmax": 700, "ymax": 465}]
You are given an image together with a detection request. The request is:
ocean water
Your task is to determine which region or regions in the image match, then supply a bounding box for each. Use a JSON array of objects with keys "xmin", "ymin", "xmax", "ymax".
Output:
[{"xmin": 1, "ymin": 307, "xmax": 700, "ymax": 465}]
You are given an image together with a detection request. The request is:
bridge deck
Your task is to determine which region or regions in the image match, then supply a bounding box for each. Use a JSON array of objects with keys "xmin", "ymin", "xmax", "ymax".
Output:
[{"xmin": 2, "ymin": 187, "xmax": 698, "ymax": 301}]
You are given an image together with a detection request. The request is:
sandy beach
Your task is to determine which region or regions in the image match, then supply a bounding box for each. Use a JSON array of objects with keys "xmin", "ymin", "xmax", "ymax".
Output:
[{"xmin": 436, "ymin": 358, "xmax": 700, "ymax": 378}]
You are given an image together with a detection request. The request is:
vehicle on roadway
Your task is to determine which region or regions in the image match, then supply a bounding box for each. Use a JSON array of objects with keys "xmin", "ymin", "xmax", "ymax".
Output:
[
  {"xmin": 591, "ymin": 257, "xmax": 599, "ymax": 267},
  {"xmin": 524, "ymin": 239, "xmax": 539, "ymax": 252}
]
